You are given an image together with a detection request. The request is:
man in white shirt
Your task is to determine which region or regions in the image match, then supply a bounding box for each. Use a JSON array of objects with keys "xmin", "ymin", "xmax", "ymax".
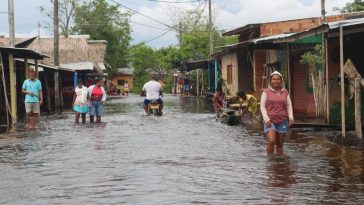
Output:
[{"xmin": 142, "ymin": 74, "xmax": 163, "ymax": 115}]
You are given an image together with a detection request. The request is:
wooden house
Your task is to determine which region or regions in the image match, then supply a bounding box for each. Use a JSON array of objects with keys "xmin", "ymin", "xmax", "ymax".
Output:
[{"xmin": 216, "ymin": 12, "xmax": 364, "ymax": 123}]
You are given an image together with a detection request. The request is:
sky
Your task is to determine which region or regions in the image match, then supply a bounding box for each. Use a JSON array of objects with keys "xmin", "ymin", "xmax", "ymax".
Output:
[{"xmin": 0, "ymin": 0, "xmax": 353, "ymax": 48}]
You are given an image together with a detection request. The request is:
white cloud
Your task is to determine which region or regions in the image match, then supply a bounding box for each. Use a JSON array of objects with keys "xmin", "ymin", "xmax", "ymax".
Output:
[
  {"xmin": 129, "ymin": 0, "xmax": 351, "ymax": 47},
  {"xmin": 0, "ymin": 0, "xmax": 353, "ymax": 48}
]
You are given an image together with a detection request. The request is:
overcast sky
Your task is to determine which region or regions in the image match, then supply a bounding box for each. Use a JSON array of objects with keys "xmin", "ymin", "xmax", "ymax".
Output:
[{"xmin": 0, "ymin": 0, "xmax": 352, "ymax": 48}]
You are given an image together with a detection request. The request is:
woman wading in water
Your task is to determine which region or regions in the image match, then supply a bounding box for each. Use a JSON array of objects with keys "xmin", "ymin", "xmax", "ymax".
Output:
[{"xmin": 260, "ymin": 71, "xmax": 294, "ymax": 156}]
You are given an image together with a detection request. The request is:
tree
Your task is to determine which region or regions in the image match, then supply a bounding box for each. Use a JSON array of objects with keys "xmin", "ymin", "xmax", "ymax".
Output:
[
  {"xmin": 128, "ymin": 44, "xmax": 160, "ymax": 92},
  {"xmin": 72, "ymin": 0, "xmax": 131, "ymax": 70},
  {"xmin": 334, "ymin": 0, "xmax": 364, "ymax": 13},
  {"xmin": 40, "ymin": 0, "xmax": 76, "ymax": 36}
]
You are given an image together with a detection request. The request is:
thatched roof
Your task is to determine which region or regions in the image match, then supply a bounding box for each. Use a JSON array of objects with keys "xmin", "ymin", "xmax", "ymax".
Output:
[{"xmin": 0, "ymin": 35, "xmax": 108, "ymax": 73}]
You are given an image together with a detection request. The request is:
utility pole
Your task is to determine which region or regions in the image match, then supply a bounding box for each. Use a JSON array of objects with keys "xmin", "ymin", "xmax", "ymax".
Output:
[
  {"xmin": 8, "ymin": 0, "xmax": 15, "ymax": 47},
  {"xmin": 208, "ymin": 0, "xmax": 213, "ymax": 56},
  {"xmin": 54, "ymin": 0, "xmax": 61, "ymax": 113},
  {"xmin": 8, "ymin": 0, "xmax": 17, "ymax": 126},
  {"xmin": 179, "ymin": 21, "xmax": 183, "ymax": 48},
  {"xmin": 321, "ymin": 0, "xmax": 326, "ymax": 23}
]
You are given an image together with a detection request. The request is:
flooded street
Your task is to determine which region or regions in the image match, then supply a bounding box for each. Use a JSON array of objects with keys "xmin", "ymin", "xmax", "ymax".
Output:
[{"xmin": 1, "ymin": 94, "xmax": 364, "ymax": 204}]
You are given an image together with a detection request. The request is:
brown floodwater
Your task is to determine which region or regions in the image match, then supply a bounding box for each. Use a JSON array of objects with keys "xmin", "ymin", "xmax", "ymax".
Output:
[{"xmin": 0, "ymin": 94, "xmax": 364, "ymax": 204}]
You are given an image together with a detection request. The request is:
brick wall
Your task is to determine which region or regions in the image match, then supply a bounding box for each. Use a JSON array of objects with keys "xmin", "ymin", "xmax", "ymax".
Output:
[{"xmin": 290, "ymin": 55, "xmax": 316, "ymax": 119}]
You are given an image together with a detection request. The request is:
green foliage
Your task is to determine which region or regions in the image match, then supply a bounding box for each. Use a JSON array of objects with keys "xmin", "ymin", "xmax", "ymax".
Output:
[
  {"xmin": 300, "ymin": 45, "xmax": 323, "ymax": 66},
  {"xmin": 333, "ymin": 0, "xmax": 364, "ymax": 13},
  {"xmin": 72, "ymin": 0, "xmax": 131, "ymax": 70}
]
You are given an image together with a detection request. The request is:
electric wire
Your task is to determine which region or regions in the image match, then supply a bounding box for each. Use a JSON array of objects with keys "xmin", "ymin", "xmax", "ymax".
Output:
[{"xmin": 109, "ymin": 0, "xmax": 182, "ymax": 32}]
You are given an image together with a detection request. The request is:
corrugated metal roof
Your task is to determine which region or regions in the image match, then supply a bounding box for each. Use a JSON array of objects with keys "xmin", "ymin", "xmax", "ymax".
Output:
[
  {"xmin": 60, "ymin": 62, "xmax": 94, "ymax": 72},
  {"xmin": 252, "ymin": 33, "xmax": 296, "ymax": 43},
  {"xmin": 328, "ymin": 17, "xmax": 364, "ymax": 29},
  {"xmin": 97, "ymin": 63, "xmax": 106, "ymax": 70},
  {"xmin": 116, "ymin": 68, "xmax": 134, "ymax": 75}
]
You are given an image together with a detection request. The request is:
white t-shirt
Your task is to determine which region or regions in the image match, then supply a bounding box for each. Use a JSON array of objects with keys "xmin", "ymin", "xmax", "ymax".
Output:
[{"xmin": 142, "ymin": 80, "xmax": 161, "ymax": 100}]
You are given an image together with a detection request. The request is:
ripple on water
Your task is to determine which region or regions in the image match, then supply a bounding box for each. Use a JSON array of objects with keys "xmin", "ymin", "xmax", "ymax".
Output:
[{"xmin": 1, "ymin": 94, "xmax": 364, "ymax": 204}]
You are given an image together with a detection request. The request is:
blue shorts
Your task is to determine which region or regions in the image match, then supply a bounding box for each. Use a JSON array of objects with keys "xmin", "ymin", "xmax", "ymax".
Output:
[
  {"xmin": 144, "ymin": 98, "xmax": 163, "ymax": 106},
  {"xmin": 89, "ymin": 101, "xmax": 104, "ymax": 116},
  {"xmin": 183, "ymin": 85, "xmax": 190, "ymax": 91},
  {"xmin": 264, "ymin": 120, "xmax": 288, "ymax": 133}
]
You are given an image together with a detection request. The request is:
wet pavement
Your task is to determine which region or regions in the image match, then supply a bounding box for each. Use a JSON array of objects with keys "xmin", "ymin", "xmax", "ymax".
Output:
[{"xmin": 1, "ymin": 94, "xmax": 364, "ymax": 204}]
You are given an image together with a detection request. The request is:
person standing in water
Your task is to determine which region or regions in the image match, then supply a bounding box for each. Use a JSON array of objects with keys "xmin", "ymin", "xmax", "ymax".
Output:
[
  {"xmin": 21, "ymin": 68, "xmax": 43, "ymax": 129},
  {"xmin": 88, "ymin": 78, "xmax": 107, "ymax": 123},
  {"xmin": 260, "ymin": 71, "xmax": 294, "ymax": 156},
  {"xmin": 72, "ymin": 79, "xmax": 88, "ymax": 124}
]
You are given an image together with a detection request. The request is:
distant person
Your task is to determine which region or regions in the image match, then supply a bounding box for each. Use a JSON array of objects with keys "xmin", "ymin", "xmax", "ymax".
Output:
[
  {"xmin": 72, "ymin": 79, "xmax": 88, "ymax": 124},
  {"xmin": 21, "ymin": 67, "xmax": 43, "ymax": 129},
  {"xmin": 260, "ymin": 71, "xmax": 294, "ymax": 156},
  {"xmin": 88, "ymin": 77, "xmax": 107, "ymax": 123},
  {"xmin": 212, "ymin": 87, "xmax": 226, "ymax": 112},
  {"xmin": 183, "ymin": 76, "xmax": 190, "ymax": 96},
  {"xmin": 124, "ymin": 80, "xmax": 129, "ymax": 96},
  {"xmin": 236, "ymin": 90, "xmax": 258, "ymax": 116},
  {"xmin": 142, "ymin": 74, "xmax": 163, "ymax": 115}
]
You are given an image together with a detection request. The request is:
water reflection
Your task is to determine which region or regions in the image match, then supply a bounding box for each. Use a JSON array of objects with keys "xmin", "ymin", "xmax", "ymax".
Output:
[
  {"xmin": 266, "ymin": 156, "xmax": 296, "ymax": 204},
  {"xmin": 1, "ymin": 95, "xmax": 364, "ymax": 204}
]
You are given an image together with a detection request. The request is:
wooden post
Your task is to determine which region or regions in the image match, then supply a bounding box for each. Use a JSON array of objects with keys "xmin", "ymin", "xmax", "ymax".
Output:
[
  {"xmin": 35, "ymin": 59, "xmax": 39, "ymax": 78},
  {"xmin": 325, "ymin": 37, "xmax": 330, "ymax": 123},
  {"xmin": 196, "ymin": 70, "xmax": 200, "ymax": 97},
  {"xmin": 340, "ymin": 25, "xmax": 346, "ymax": 139},
  {"xmin": 54, "ymin": 0, "xmax": 61, "ymax": 113},
  {"xmin": 24, "ymin": 58, "xmax": 29, "ymax": 78},
  {"xmin": 214, "ymin": 60, "xmax": 218, "ymax": 90},
  {"xmin": 9, "ymin": 53, "xmax": 17, "ymax": 125},
  {"xmin": 355, "ymin": 78, "xmax": 362, "ymax": 144}
]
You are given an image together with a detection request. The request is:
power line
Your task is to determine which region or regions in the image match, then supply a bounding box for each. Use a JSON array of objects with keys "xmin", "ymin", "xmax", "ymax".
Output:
[
  {"xmin": 148, "ymin": 0, "xmax": 202, "ymax": 3},
  {"xmin": 142, "ymin": 29, "xmax": 172, "ymax": 43},
  {"xmin": 130, "ymin": 20, "xmax": 170, "ymax": 30},
  {"xmin": 109, "ymin": 0, "xmax": 182, "ymax": 32}
]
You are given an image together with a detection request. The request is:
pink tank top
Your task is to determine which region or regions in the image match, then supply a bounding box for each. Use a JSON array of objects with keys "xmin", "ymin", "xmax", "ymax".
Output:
[{"xmin": 263, "ymin": 88, "xmax": 289, "ymax": 124}]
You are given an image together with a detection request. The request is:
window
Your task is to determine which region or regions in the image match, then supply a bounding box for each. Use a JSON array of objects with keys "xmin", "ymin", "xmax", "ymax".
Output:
[
  {"xmin": 227, "ymin": 65, "xmax": 232, "ymax": 84},
  {"xmin": 118, "ymin": 80, "xmax": 125, "ymax": 86}
]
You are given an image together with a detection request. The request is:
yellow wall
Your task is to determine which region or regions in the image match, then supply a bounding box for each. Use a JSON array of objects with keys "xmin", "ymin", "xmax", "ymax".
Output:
[{"xmin": 111, "ymin": 74, "xmax": 134, "ymax": 92}]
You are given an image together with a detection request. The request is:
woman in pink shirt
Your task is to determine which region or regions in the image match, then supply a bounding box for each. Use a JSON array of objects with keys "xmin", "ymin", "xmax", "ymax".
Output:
[
  {"xmin": 260, "ymin": 71, "xmax": 294, "ymax": 156},
  {"xmin": 88, "ymin": 78, "xmax": 107, "ymax": 123}
]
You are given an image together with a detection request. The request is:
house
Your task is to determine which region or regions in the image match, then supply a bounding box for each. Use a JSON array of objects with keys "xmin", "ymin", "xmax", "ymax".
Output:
[
  {"xmin": 216, "ymin": 11, "xmax": 364, "ymax": 123},
  {"xmin": 268, "ymin": 18, "xmax": 364, "ymax": 126},
  {"xmin": 0, "ymin": 35, "xmax": 108, "ymax": 109},
  {"xmin": 110, "ymin": 68, "xmax": 134, "ymax": 93},
  {"xmin": 0, "ymin": 46, "xmax": 47, "ymax": 128}
]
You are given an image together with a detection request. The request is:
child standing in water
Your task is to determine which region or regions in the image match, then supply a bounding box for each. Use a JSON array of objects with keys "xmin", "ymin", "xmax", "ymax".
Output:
[{"xmin": 72, "ymin": 79, "xmax": 89, "ymax": 124}]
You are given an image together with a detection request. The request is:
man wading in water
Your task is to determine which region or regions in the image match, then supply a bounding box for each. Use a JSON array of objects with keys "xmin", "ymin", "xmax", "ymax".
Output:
[{"xmin": 21, "ymin": 68, "xmax": 43, "ymax": 129}]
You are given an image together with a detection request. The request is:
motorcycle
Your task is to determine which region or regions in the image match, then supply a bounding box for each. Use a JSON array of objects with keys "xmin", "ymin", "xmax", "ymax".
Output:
[{"xmin": 148, "ymin": 100, "xmax": 162, "ymax": 116}]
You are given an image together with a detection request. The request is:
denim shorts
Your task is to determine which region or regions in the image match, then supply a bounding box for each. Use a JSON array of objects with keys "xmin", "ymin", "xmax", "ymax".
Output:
[
  {"xmin": 89, "ymin": 101, "xmax": 104, "ymax": 116},
  {"xmin": 264, "ymin": 120, "xmax": 288, "ymax": 133}
]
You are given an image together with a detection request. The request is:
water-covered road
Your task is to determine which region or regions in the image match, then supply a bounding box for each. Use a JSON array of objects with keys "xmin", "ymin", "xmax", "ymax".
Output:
[{"xmin": 1, "ymin": 94, "xmax": 364, "ymax": 204}]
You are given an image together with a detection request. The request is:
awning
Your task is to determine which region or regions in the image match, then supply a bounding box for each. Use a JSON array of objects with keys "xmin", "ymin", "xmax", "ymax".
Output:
[
  {"xmin": 0, "ymin": 46, "xmax": 47, "ymax": 59},
  {"xmin": 15, "ymin": 59, "xmax": 59, "ymax": 72},
  {"xmin": 180, "ymin": 59, "xmax": 215, "ymax": 72},
  {"xmin": 60, "ymin": 62, "xmax": 94, "ymax": 72},
  {"xmin": 97, "ymin": 62, "xmax": 107, "ymax": 71}
]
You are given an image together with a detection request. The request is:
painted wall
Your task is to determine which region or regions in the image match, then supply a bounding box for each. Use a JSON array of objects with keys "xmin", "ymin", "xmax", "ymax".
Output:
[
  {"xmin": 111, "ymin": 74, "xmax": 134, "ymax": 92},
  {"xmin": 221, "ymin": 52, "xmax": 238, "ymax": 96}
]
